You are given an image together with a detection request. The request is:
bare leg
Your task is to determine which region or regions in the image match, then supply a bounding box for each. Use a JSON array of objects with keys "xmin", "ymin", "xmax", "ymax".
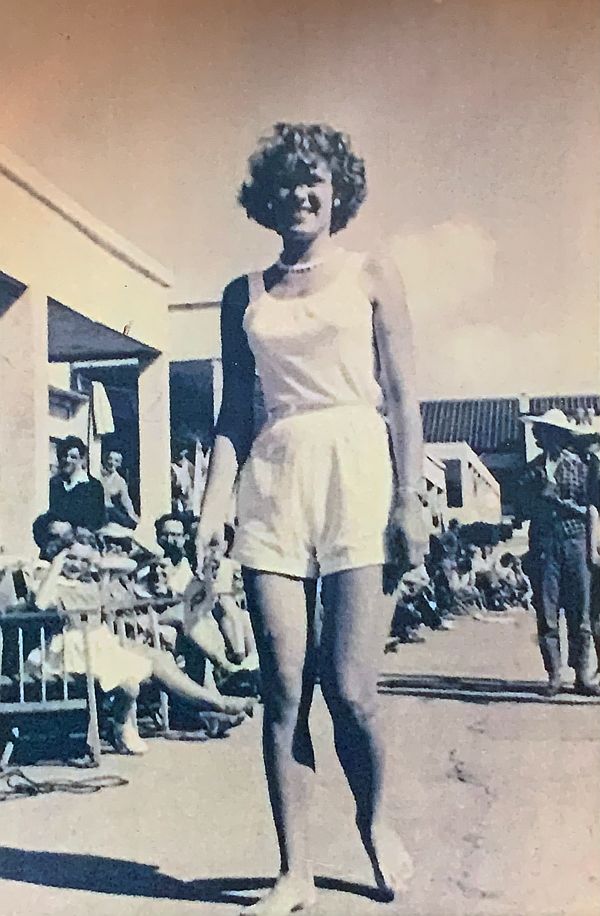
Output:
[
  {"xmin": 109, "ymin": 682, "xmax": 148, "ymax": 755},
  {"xmin": 320, "ymin": 566, "xmax": 413, "ymax": 899},
  {"xmin": 243, "ymin": 611, "xmax": 258, "ymax": 659},
  {"xmin": 147, "ymin": 649, "xmax": 253, "ymax": 717},
  {"xmin": 242, "ymin": 569, "xmax": 318, "ymax": 915}
]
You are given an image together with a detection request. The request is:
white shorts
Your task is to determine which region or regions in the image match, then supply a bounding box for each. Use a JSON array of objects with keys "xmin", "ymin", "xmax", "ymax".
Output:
[{"xmin": 234, "ymin": 405, "xmax": 394, "ymax": 578}]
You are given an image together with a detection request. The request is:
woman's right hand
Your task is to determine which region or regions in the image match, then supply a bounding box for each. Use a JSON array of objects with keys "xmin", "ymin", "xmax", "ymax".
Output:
[{"xmin": 195, "ymin": 505, "xmax": 227, "ymax": 560}]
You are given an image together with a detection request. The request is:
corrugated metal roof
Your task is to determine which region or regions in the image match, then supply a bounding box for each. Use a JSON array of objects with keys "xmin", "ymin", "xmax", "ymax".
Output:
[
  {"xmin": 420, "ymin": 398, "xmax": 522, "ymax": 453},
  {"xmin": 528, "ymin": 394, "xmax": 600, "ymax": 417},
  {"xmin": 421, "ymin": 394, "xmax": 600, "ymax": 453}
]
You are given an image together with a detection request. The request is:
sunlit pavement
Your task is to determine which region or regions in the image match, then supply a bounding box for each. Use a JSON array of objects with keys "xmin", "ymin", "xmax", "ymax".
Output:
[{"xmin": 2, "ymin": 610, "xmax": 599, "ymax": 916}]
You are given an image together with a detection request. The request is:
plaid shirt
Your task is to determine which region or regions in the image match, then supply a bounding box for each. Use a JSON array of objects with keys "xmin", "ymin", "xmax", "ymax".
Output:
[{"xmin": 516, "ymin": 448, "xmax": 589, "ymax": 545}]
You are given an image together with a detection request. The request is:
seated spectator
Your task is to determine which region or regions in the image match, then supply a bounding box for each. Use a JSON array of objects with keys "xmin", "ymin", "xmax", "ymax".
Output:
[
  {"xmin": 135, "ymin": 558, "xmax": 171, "ymax": 600},
  {"xmin": 465, "ymin": 543, "xmax": 517, "ymax": 612},
  {"xmin": 388, "ymin": 567, "xmax": 429, "ymax": 646},
  {"xmin": 155, "ymin": 513, "xmax": 195, "ymax": 595},
  {"xmin": 497, "ymin": 553, "xmax": 533, "ymax": 610},
  {"xmin": 33, "ymin": 513, "xmax": 75, "ymax": 562},
  {"xmin": 467, "ymin": 545, "xmax": 488, "ymax": 577},
  {"xmin": 439, "ymin": 518, "xmax": 461, "ymax": 561},
  {"xmin": 49, "ymin": 437, "xmax": 106, "ymax": 532},
  {"xmin": 447, "ymin": 556, "xmax": 484, "ymax": 612},
  {"xmin": 27, "ymin": 540, "xmax": 254, "ymax": 755},
  {"xmin": 101, "ymin": 450, "xmax": 138, "ymax": 530}
]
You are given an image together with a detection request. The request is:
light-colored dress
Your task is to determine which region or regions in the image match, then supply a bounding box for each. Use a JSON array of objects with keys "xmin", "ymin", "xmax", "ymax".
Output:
[{"xmin": 26, "ymin": 578, "xmax": 152, "ymax": 692}]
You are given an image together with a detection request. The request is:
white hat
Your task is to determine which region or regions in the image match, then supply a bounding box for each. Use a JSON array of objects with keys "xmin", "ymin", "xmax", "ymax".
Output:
[
  {"xmin": 520, "ymin": 408, "xmax": 583, "ymax": 433},
  {"xmin": 98, "ymin": 523, "xmax": 159, "ymax": 556},
  {"xmin": 98, "ymin": 523, "xmax": 135, "ymax": 540},
  {"xmin": 97, "ymin": 554, "xmax": 138, "ymax": 574}
]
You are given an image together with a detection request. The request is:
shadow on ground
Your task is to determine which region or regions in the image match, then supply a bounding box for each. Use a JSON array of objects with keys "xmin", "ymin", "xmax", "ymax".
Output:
[
  {"xmin": 377, "ymin": 673, "xmax": 600, "ymax": 706},
  {"xmin": 0, "ymin": 846, "xmax": 383, "ymax": 906}
]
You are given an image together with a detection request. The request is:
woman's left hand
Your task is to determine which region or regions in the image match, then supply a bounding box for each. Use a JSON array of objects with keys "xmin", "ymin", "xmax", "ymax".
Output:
[{"xmin": 387, "ymin": 494, "xmax": 428, "ymax": 573}]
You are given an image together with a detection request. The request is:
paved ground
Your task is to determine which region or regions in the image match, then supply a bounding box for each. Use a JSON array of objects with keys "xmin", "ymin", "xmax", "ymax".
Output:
[{"xmin": 1, "ymin": 610, "xmax": 600, "ymax": 916}]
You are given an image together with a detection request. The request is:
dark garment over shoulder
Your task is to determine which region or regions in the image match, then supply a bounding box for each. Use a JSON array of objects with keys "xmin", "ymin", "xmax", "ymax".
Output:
[
  {"xmin": 49, "ymin": 475, "xmax": 106, "ymax": 532},
  {"xmin": 214, "ymin": 276, "xmax": 257, "ymax": 465},
  {"xmin": 588, "ymin": 452, "xmax": 600, "ymax": 510}
]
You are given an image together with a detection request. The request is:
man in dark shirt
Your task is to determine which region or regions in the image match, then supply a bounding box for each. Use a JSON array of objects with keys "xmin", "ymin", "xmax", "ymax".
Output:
[
  {"xmin": 49, "ymin": 436, "xmax": 106, "ymax": 533},
  {"xmin": 516, "ymin": 410, "xmax": 599, "ymax": 697}
]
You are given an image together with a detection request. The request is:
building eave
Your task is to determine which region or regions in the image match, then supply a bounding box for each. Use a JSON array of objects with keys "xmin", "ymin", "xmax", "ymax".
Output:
[{"xmin": 0, "ymin": 144, "xmax": 174, "ymax": 289}]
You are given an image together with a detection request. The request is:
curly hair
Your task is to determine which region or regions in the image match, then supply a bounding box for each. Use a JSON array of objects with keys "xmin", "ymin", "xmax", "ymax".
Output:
[{"xmin": 239, "ymin": 122, "xmax": 367, "ymax": 235}]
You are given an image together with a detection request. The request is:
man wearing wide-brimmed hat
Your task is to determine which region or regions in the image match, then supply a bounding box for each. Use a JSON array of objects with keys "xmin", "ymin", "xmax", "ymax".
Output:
[{"xmin": 517, "ymin": 408, "xmax": 600, "ymax": 697}]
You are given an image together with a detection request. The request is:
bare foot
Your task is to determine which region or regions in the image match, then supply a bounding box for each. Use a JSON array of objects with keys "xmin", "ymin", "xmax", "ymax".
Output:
[
  {"xmin": 240, "ymin": 873, "xmax": 316, "ymax": 915},
  {"xmin": 359, "ymin": 821, "xmax": 414, "ymax": 900}
]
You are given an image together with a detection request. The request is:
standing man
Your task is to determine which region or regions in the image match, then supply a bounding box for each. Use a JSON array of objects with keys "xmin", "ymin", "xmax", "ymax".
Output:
[
  {"xmin": 101, "ymin": 449, "xmax": 139, "ymax": 529},
  {"xmin": 516, "ymin": 409, "xmax": 599, "ymax": 697},
  {"xmin": 49, "ymin": 436, "xmax": 106, "ymax": 533},
  {"xmin": 170, "ymin": 446, "xmax": 195, "ymax": 513}
]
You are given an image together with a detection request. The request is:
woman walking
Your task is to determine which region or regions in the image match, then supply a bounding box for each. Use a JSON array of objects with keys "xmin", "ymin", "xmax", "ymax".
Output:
[{"xmin": 197, "ymin": 123, "xmax": 426, "ymax": 915}]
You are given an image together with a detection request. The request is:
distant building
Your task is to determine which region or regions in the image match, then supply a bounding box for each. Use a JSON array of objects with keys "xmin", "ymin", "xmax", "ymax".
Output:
[
  {"xmin": 423, "ymin": 452, "xmax": 448, "ymax": 531},
  {"xmin": 421, "ymin": 394, "xmax": 600, "ymax": 516},
  {"xmin": 425, "ymin": 442, "xmax": 502, "ymax": 525}
]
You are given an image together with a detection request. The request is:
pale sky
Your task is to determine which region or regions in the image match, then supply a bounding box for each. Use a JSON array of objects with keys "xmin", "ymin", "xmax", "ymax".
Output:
[{"xmin": 2, "ymin": 0, "xmax": 599, "ymax": 398}]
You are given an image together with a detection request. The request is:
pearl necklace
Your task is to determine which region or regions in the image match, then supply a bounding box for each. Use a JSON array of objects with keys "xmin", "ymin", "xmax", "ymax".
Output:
[{"xmin": 275, "ymin": 256, "xmax": 325, "ymax": 274}]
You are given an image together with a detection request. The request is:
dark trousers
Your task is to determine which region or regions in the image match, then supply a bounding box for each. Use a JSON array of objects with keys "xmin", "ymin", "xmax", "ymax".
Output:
[
  {"xmin": 529, "ymin": 536, "xmax": 592, "ymax": 678},
  {"xmin": 589, "ymin": 567, "xmax": 600, "ymax": 664}
]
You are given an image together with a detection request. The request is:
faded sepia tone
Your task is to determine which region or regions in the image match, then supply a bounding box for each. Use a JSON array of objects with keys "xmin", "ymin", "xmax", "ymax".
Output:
[
  {"xmin": 1, "ymin": 2, "xmax": 600, "ymax": 915},
  {"xmin": 3, "ymin": 0, "xmax": 599, "ymax": 397}
]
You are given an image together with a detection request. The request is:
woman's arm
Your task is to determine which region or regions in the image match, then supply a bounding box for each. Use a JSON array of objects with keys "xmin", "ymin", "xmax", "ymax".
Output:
[
  {"xmin": 198, "ymin": 277, "xmax": 256, "ymax": 547},
  {"xmin": 366, "ymin": 253, "xmax": 427, "ymax": 566}
]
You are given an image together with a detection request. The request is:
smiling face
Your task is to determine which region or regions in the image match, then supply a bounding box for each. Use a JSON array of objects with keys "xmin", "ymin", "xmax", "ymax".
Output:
[
  {"xmin": 59, "ymin": 446, "xmax": 85, "ymax": 481},
  {"xmin": 273, "ymin": 160, "xmax": 334, "ymax": 243},
  {"xmin": 61, "ymin": 542, "xmax": 96, "ymax": 581},
  {"xmin": 104, "ymin": 451, "xmax": 123, "ymax": 473}
]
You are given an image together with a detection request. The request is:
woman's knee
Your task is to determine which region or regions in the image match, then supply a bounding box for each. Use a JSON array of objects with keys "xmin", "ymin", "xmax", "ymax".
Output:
[
  {"xmin": 263, "ymin": 675, "xmax": 304, "ymax": 727},
  {"xmin": 321, "ymin": 667, "xmax": 378, "ymax": 725}
]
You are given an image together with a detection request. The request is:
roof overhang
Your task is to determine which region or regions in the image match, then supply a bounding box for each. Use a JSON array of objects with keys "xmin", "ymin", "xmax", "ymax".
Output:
[{"xmin": 48, "ymin": 299, "xmax": 159, "ymax": 363}]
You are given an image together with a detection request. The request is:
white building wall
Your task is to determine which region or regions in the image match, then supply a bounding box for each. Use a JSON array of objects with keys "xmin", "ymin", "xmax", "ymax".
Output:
[
  {"xmin": 427, "ymin": 441, "xmax": 502, "ymax": 525},
  {"xmin": 0, "ymin": 148, "xmax": 173, "ymax": 553},
  {"xmin": 169, "ymin": 303, "xmax": 221, "ymax": 363}
]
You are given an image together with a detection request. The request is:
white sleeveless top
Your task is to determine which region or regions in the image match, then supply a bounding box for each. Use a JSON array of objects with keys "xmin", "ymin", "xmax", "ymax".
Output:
[{"xmin": 243, "ymin": 252, "xmax": 383, "ymax": 421}]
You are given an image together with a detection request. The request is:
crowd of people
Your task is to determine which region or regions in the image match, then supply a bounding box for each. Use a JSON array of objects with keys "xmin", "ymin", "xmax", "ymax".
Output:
[
  {"xmin": 387, "ymin": 518, "xmax": 531, "ymax": 651},
  {"xmin": 1, "ymin": 436, "xmax": 259, "ymax": 759},
  {"xmin": 5, "ymin": 403, "xmax": 600, "ymax": 772},
  {"xmin": 0, "ymin": 432, "xmax": 537, "ymax": 764}
]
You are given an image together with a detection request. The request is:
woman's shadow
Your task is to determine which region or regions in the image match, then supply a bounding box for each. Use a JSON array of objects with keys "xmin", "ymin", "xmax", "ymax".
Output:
[{"xmin": 0, "ymin": 846, "xmax": 382, "ymax": 906}]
